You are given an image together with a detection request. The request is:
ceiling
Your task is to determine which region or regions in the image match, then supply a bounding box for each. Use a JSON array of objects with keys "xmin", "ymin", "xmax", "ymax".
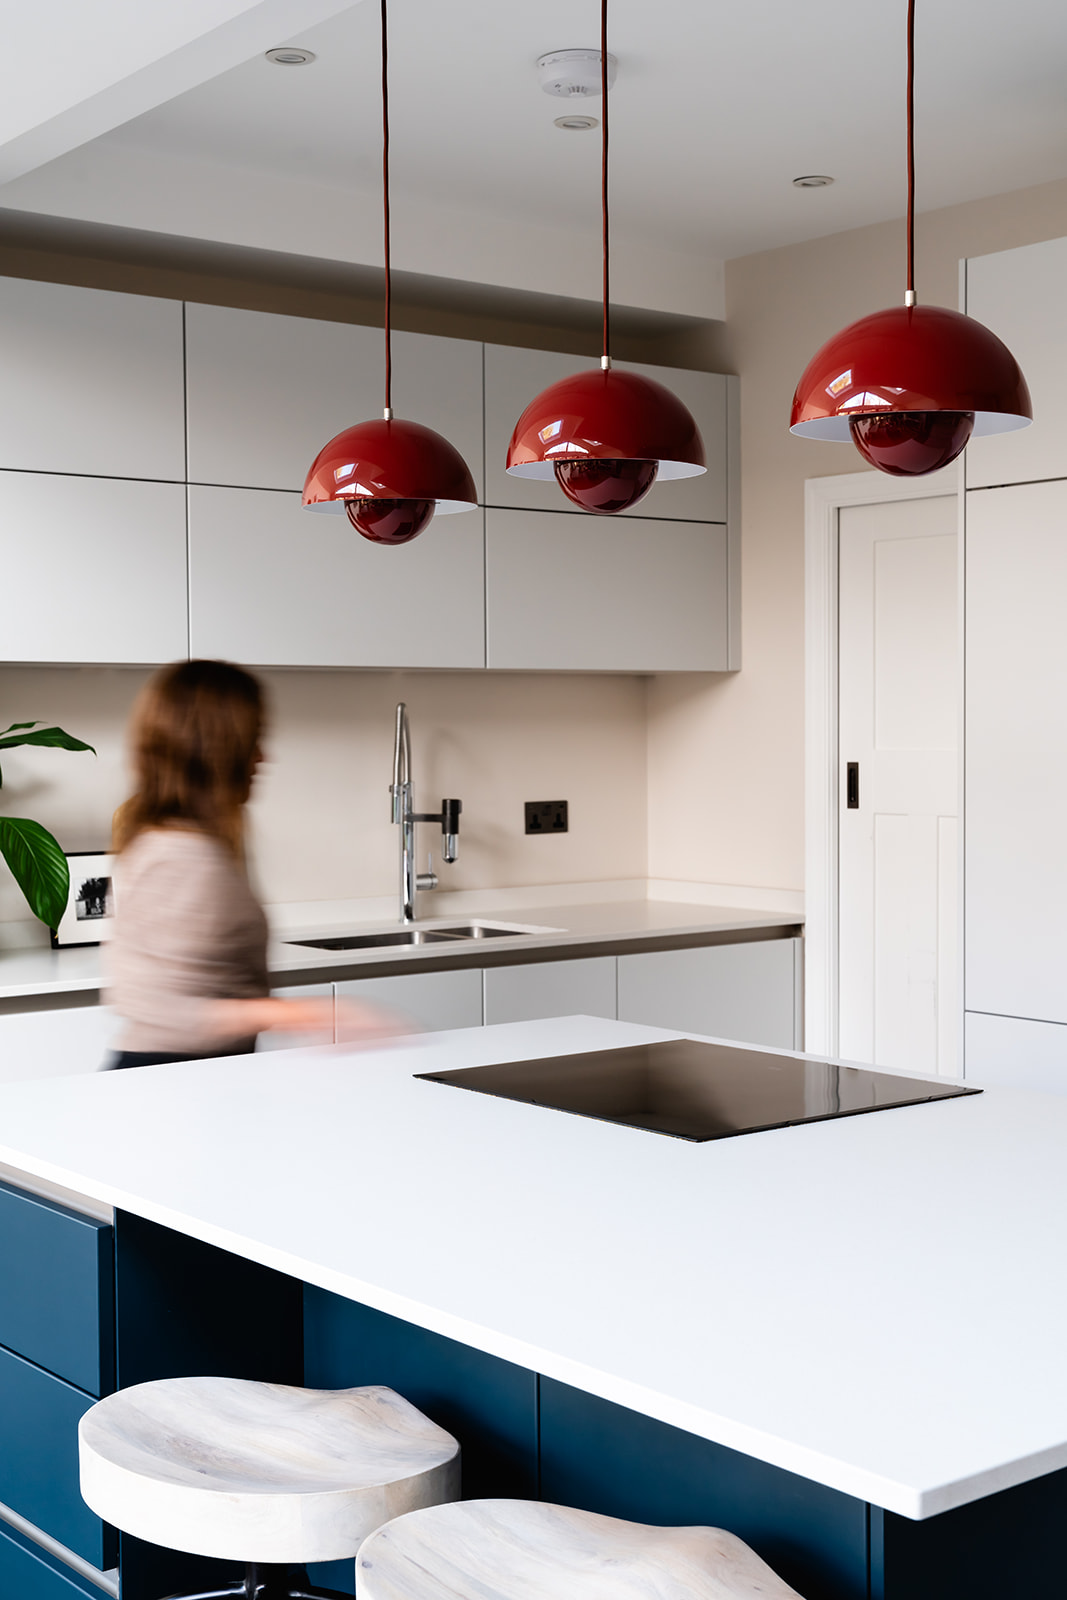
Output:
[
  {"xmin": 2, "ymin": 0, "xmax": 1067, "ymax": 312},
  {"xmin": 55, "ymin": 1, "xmax": 1067, "ymax": 254}
]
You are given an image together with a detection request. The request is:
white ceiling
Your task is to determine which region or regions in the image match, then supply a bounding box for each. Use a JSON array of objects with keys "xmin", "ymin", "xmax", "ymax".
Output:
[{"xmin": 3, "ymin": 0, "xmax": 1067, "ymax": 312}]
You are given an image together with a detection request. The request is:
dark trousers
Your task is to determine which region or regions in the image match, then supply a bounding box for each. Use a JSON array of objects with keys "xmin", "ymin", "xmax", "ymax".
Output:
[{"xmin": 103, "ymin": 1047, "xmax": 255, "ymax": 1070}]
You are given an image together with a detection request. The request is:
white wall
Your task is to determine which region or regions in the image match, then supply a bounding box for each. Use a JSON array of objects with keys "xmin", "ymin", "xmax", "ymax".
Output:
[{"xmin": 0, "ymin": 665, "xmax": 648, "ymax": 942}]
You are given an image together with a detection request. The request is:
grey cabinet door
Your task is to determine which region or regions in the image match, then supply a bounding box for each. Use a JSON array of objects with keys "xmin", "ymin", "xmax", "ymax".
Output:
[
  {"xmin": 0, "ymin": 277, "xmax": 184, "ymax": 481},
  {"xmin": 185, "ymin": 304, "xmax": 484, "ymax": 501},
  {"xmin": 964, "ymin": 236, "xmax": 1067, "ymax": 489},
  {"xmin": 484, "ymin": 957, "xmax": 617, "ymax": 1025},
  {"xmin": 188, "ymin": 485, "xmax": 485, "ymax": 668},
  {"xmin": 485, "ymin": 507, "xmax": 727, "ymax": 671},
  {"xmin": 336, "ymin": 970, "xmax": 483, "ymax": 1033},
  {"xmin": 618, "ymin": 940, "xmax": 799, "ymax": 1049},
  {"xmin": 0, "ymin": 472, "xmax": 187, "ymax": 664},
  {"xmin": 484, "ymin": 343, "xmax": 728, "ymax": 522}
]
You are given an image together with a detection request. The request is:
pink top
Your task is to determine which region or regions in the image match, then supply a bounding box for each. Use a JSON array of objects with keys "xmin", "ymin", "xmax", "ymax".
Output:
[{"xmin": 106, "ymin": 826, "xmax": 269, "ymax": 1056}]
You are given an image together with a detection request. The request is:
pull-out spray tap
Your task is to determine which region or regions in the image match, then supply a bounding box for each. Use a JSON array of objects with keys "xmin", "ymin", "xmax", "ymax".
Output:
[{"xmin": 390, "ymin": 703, "xmax": 462, "ymax": 924}]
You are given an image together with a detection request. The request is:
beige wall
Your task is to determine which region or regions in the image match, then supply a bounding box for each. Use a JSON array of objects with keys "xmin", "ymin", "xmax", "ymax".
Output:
[
  {"xmin": 647, "ymin": 173, "xmax": 1067, "ymax": 897},
  {"xmin": 0, "ymin": 666, "xmax": 647, "ymax": 939}
]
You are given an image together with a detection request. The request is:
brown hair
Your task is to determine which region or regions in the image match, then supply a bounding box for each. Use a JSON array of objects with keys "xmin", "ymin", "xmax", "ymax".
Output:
[{"xmin": 113, "ymin": 660, "xmax": 265, "ymax": 855}]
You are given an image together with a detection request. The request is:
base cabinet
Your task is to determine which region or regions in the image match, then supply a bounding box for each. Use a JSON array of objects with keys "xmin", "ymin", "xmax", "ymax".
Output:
[
  {"xmin": 618, "ymin": 939, "xmax": 800, "ymax": 1049},
  {"xmin": 335, "ymin": 969, "xmax": 484, "ymax": 1033},
  {"xmin": 0, "ymin": 1005, "xmax": 119, "ymax": 1084},
  {"xmin": 483, "ymin": 956, "xmax": 616, "ymax": 1025},
  {"xmin": 964, "ymin": 1011, "xmax": 1067, "ymax": 1095}
]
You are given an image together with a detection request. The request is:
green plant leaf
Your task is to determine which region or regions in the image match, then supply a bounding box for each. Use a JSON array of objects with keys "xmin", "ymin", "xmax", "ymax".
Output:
[
  {"xmin": 0, "ymin": 725, "xmax": 95, "ymax": 755},
  {"xmin": 0, "ymin": 722, "xmax": 39, "ymax": 736},
  {"xmin": 0, "ymin": 817, "xmax": 70, "ymax": 929}
]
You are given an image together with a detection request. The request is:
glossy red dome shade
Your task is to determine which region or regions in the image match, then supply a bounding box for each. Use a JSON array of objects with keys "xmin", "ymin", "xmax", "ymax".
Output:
[
  {"xmin": 303, "ymin": 417, "xmax": 478, "ymax": 538},
  {"xmin": 790, "ymin": 304, "xmax": 1032, "ymax": 460},
  {"xmin": 554, "ymin": 458, "xmax": 659, "ymax": 513},
  {"xmin": 507, "ymin": 369, "xmax": 705, "ymax": 506}
]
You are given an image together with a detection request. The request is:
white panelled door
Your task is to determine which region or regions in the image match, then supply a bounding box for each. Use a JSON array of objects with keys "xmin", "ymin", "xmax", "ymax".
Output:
[{"xmin": 837, "ymin": 495, "xmax": 958, "ymax": 1074}]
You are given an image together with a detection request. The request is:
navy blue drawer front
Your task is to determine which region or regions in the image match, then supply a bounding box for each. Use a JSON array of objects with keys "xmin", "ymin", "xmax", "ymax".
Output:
[
  {"xmin": 0, "ymin": 1517, "xmax": 107, "ymax": 1600},
  {"xmin": 0, "ymin": 1343, "xmax": 115, "ymax": 1570},
  {"xmin": 0, "ymin": 1180, "xmax": 114, "ymax": 1395}
]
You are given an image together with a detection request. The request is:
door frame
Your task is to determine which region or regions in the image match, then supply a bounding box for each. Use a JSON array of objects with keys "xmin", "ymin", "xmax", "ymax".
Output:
[{"xmin": 804, "ymin": 464, "xmax": 960, "ymax": 1056}]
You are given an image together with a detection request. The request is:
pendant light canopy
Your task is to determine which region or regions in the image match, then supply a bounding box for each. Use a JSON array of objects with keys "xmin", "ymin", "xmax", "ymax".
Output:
[
  {"xmin": 505, "ymin": 0, "xmax": 705, "ymax": 513},
  {"xmin": 790, "ymin": 0, "xmax": 1031, "ymax": 476},
  {"xmin": 302, "ymin": 0, "xmax": 476, "ymax": 542}
]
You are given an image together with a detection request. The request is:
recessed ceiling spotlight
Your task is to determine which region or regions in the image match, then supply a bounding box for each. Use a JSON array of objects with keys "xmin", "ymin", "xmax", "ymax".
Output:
[
  {"xmin": 538, "ymin": 49, "xmax": 617, "ymax": 98},
  {"xmin": 265, "ymin": 46, "xmax": 316, "ymax": 65},
  {"xmin": 793, "ymin": 174, "xmax": 834, "ymax": 188},
  {"xmin": 555, "ymin": 114, "xmax": 599, "ymax": 131}
]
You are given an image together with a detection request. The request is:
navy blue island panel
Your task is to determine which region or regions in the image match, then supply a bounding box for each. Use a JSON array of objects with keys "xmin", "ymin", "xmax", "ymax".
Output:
[{"xmin": 2, "ymin": 1205, "xmax": 1059, "ymax": 1600}]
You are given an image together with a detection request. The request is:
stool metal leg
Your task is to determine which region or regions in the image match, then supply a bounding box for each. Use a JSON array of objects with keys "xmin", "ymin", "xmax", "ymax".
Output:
[{"xmin": 161, "ymin": 1564, "xmax": 351, "ymax": 1600}]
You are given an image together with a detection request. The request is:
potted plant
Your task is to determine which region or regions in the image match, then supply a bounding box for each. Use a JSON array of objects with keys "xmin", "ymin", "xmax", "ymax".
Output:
[{"xmin": 0, "ymin": 720, "xmax": 95, "ymax": 930}]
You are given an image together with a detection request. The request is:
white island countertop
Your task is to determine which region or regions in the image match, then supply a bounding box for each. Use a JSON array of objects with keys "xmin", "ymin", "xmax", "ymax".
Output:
[{"xmin": 0, "ymin": 1015, "xmax": 1057, "ymax": 1523}]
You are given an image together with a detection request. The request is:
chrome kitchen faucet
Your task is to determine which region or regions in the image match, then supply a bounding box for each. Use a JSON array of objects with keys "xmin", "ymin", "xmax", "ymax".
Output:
[{"xmin": 390, "ymin": 702, "xmax": 462, "ymax": 924}]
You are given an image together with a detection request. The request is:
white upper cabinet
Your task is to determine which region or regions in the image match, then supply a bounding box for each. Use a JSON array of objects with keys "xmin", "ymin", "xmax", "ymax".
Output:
[
  {"xmin": 0, "ymin": 277, "xmax": 184, "ymax": 481},
  {"xmin": 185, "ymin": 304, "xmax": 484, "ymax": 501},
  {"xmin": 964, "ymin": 236, "xmax": 1067, "ymax": 489},
  {"xmin": 964, "ymin": 479, "xmax": 1067, "ymax": 1025},
  {"xmin": 188, "ymin": 485, "xmax": 485, "ymax": 669},
  {"xmin": 483, "ymin": 344, "xmax": 731, "ymax": 523},
  {"xmin": 0, "ymin": 472, "xmax": 187, "ymax": 664},
  {"xmin": 485, "ymin": 507, "xmax": 728, "ymax": 671}
]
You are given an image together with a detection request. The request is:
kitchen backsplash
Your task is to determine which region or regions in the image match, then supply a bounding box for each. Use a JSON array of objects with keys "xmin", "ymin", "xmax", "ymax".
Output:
[{"xmin": 0, "ymin": 665, "xmax": 648, "ymax": 938}]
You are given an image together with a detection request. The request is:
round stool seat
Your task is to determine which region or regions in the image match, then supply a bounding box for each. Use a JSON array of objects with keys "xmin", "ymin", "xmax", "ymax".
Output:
[
  {"xmin": 79, "ymin": 1378, "xmax": 460, "ymax": 1565},
  {"xmin": 356, "ymin": 1501, "xmax": 804, "ymax": 1600}
]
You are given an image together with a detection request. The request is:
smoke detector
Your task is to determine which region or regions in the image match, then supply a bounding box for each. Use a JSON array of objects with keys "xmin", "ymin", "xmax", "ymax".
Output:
[
  {"xmin": 265, "ymin": 46, "xmax": 316, "ymax": 65},
  {"xmin": 537, "ymin": 49, "xmax": 617, "ymax": 99}
]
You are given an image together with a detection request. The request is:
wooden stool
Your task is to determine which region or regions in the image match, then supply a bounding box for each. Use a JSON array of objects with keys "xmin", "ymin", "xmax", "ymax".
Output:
[
  {"xmin": 79, "ymin": 1377, "xmax": 460, "ymax": 1600},
  {"xmin": 355, "ymin": 1500, "xmax": 804, "ymax": 1600}
]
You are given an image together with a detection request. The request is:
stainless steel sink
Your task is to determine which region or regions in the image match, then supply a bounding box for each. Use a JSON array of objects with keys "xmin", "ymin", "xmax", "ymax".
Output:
[
  {"xmin": 285, "ymin": 922, "xmax": 539, "ymax": 952},
  {"xmin": 286, "ymin": 930, "xmax": 458, "ymax": 951}
]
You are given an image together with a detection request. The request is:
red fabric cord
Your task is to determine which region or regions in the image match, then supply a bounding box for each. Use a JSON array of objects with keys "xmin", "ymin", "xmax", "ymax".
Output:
[
  {"xmin": 381, "ymin": 0, "xmax": 392, "ymax": 414},
  {"xmin": 601, "ymin": 0, "xmax": 610, "ymax": 364},
  {"xmin": 906, "ymin": 0, "xmax": 915, "ymax": 297}
]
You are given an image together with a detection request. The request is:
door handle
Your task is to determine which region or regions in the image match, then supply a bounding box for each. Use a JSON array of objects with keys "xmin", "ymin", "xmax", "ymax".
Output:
[{"xmin": 846, "ymin": 762, "xmax": 859, "ymax": 809}]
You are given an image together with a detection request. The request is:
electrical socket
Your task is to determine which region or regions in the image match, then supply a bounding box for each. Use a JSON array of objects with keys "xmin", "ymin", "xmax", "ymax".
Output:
[{"xmin": 525, "ymin": 800, "xmax": 568, "ymax": 835}]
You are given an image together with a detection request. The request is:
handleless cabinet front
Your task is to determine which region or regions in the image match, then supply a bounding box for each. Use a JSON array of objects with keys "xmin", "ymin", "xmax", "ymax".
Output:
[
  {"xmin": 483, "ymin": 957, "xmax": 617, "ymax": 1025},
  {"xmin": 188, "ymin": 485, "xmax": 485, "ymax": 668},
  {"xmin": 483, "ymin": 344, "xmax": 729, "ymax": 523},
  {"xmin": 485, "ymin": 507, "xmax": 727, "ymax": 671},
  {"xmin": 0, "ymin": 276, "xmax": 184, "ymax": 481},
  {"xmin": 185, "ymin": 303, "xmax": 484, "ymax": 500},
  {"xmin": 0, "ymin": 473, "xmax": 188, "ymax": 664},
  {"xmin": 964, "ymin": 236, "xmax": 1067, "ymax": 489},
  {"xmin": 335, "ymin": 969, "xmax": 483, "ymax": 1033},
  {"xmin": 618, "ymin": 939, "xmax": 800, "ymax": 1049}
]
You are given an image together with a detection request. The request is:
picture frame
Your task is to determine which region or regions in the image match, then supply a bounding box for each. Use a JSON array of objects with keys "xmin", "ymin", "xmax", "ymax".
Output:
[{"xmin": 51, "ymin": 851, "xmax": 116, "ymax": 949}]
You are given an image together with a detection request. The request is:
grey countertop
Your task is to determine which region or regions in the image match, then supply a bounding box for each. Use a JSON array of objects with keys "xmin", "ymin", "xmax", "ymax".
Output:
[{"xmin": 0, "ymin": 898, "xmax": 802, "ymax": 1004}]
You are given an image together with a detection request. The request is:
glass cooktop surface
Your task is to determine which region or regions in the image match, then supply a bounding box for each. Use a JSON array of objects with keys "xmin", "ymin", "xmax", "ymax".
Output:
[{"xmin": 416, "ymin": 1038, "xmax": 981, "ymax": 1142}]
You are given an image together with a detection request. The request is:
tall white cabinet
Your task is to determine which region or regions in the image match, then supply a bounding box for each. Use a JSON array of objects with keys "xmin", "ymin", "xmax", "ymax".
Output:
[{"xmin": 963, "ymin": 238, "xmax": 1067, "ymax": 1091}]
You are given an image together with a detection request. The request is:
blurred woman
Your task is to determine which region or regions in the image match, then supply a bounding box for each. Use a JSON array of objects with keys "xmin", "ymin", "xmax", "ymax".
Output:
[{"xmin": 105, "ymin": 660, "xmax": 364, "ymax": 1068}]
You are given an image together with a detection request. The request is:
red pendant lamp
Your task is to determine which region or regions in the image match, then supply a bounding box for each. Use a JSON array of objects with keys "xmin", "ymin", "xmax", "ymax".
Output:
[
  {"xmin": 506, "ymin": 0, "xmax": 706, "ymax": 513},
  {"xmin": 303, "ymin": 0, "xmax": 476, "ymax": 543},
  {"xmin": 790, "ymin": 0, "xmax": 1031, "ymax": 476}
]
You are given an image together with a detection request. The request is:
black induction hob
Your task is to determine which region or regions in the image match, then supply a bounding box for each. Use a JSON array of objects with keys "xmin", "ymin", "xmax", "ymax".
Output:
[{"xmin": 416, "ymin": 1038, "xmax": 981, "ymax": 1142}]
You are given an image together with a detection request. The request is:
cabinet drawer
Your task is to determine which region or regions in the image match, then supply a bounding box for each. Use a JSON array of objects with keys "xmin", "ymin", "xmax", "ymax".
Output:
[
  {"xmin": 0, "ymin": 1344, "xmax": 114, "ymax": 1568},
  {"xmin": 0, "ymin": 1182, "xmax": 113, "ymax": 1396},
  {"xmin": 0, "ymin": 1518, "xmax": 110, "ymax": 1600}
]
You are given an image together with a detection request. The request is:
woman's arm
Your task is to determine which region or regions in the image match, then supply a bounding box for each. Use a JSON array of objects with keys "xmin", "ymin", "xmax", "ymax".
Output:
[{"xmin": 197, "ymin": 994, "xmax": 412, "ymax": 1045}]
